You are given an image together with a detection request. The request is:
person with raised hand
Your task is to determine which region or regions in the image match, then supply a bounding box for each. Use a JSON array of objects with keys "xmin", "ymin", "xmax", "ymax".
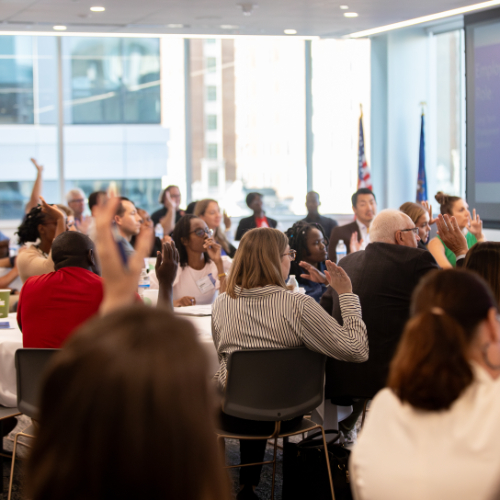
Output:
[
  {"xmin": 24, "ymin": 158, "xmax": 44, "ymax": 214},
  {"xmin": 212, "ymin": 226, "xmax": 367, "ymax": 499},
  {"xmin": 16, "ymin": 196, "xmax": 67, "ymax": 283},
  {"xmin": 428, "ymin": 192, "xmax": 485, "ymax": 268}
]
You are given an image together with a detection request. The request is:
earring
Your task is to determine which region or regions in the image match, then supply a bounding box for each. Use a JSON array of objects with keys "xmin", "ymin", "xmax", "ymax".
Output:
[{"xmin": 481, "ymin": 342, "xmax": 500, "ymax": 370}]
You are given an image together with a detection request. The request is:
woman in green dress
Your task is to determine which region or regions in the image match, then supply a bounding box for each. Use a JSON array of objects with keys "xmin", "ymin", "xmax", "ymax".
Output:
[{"xmin": 428, "ymin": 191, "xmax": 485, "ymax": 268}]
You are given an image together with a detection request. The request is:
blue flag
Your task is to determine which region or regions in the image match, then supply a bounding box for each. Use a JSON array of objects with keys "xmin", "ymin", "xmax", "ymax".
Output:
[{"xmin": 416, "ymin": 114, "xmax": 427, "ymax": 202}]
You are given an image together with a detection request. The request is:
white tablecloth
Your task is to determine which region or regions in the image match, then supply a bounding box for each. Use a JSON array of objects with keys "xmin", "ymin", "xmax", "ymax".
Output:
[
  {"xmin": 0, "ymin": 313, "xmax": 23, "ymax": 407},
  {"xmin": 0, "ymin": 308, "xmax": 219, "ymax": 409}
]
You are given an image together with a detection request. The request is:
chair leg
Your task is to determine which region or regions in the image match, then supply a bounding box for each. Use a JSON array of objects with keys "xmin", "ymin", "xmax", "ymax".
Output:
[
  {"xmin": 360, "ymin": 399, "xmax": 369, "ymax": 428},
  {"xmin": 217, "ymin": 436, "xmax": 226, "ymax": 465},
  {"xmin": 270, "ymin": 436, "xmax": 279, "ymax": 500},
  {"xmin": 7, "ymin": 432, "xmax": 20, "ymax": 500},
  {"xmin": 320, "ymin": 426, "xmax": 336, "ymax": 500}
]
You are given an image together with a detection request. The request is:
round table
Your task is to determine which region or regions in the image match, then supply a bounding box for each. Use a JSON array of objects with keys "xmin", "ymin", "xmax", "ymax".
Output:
[{"xmin": 0, "ymin": 308, "xmax": 219, "ymax": 408}]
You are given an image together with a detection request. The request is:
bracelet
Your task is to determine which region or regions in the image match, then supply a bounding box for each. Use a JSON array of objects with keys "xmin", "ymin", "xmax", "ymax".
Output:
[{"xmin": 218, "ymin": 273, "xmax": 227, "ymax": 279}]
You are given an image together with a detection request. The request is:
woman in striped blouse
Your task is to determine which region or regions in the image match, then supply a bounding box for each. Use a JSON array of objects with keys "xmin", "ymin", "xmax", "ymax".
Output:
[{"xmin": 212, "ymin": 227, "xmax": 368, "ymax": 500}]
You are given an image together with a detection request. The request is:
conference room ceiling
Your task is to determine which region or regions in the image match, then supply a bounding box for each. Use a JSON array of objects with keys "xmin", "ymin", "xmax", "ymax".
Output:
[{"xmin": 0, "ymin": 0, "xmax": 485, "ymax": 37}]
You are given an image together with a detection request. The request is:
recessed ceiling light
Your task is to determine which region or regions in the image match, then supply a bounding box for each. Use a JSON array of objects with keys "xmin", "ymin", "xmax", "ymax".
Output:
[
  {"xmin": 220, "ymin": 24, "xmax": 239, "ymax": 29},
  {"xmin": 284, "ymin": 29, "xmax": 297, "ymax": 34},
  {"xmin": 166, "ymin": 23, "xmax": 184, "ymax": 28},
  {"xmin": 340, "ymin": 5, "xmax": 349, "ymax": 9},
  {"xmin": 90, "ymin": 6, "xmax": 105, "ymax": 12},
  {"xmin": 344, "ymin": 12, "xmax": 358, "ymax": 17},
  {"xmin": 348, "ymin": 0, "xmax": 500, "ymax": 38},
  {"xmin": 53, "ymin": 25, "xmax": 67, "ymax": 30}
]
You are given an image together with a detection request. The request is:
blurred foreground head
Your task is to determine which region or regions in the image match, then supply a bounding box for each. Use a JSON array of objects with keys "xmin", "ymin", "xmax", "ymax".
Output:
[{"xmin": 27, "ymin": 305, "xmax": 230, "ymax": 500}]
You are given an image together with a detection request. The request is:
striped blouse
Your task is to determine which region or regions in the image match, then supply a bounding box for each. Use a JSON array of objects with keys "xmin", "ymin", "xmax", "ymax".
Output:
[{"xmin": 212, "ymin": 285, "xmax": 368, "ymax": 388}]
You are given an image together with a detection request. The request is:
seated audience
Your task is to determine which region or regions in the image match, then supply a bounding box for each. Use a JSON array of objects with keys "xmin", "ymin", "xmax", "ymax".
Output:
[
  {"xmin": 321, "ymin": 209, "xmax": 439, "ymax": 438},
  {"xmin": 399, "ymin": 201, "xmax": 434, "ymax": 249},
  {"xmin": 17, "ymin": 231, "xmax": 102, "ymax": 348},
  {"xmin": 235, "ymin": 192, "xmax": 277, "ymax": 241},
  {"xmin": 113, "ymin": 197, "xmax": 142, "ymax": 258},
  {"xmin": 194, "ymin": 199, "xmax": 236, "ymax": 258},
  {"xmin": 0, "ymin": 255, "xmax": 20, "ymax": 290},
  {"xmin": 0, "ymin": 230, "xmax": 9, "ymax": 257},
  {"xmin": 328, "ymin": 188, "xmax": 377, "ymax": 263},
  {"xmin": 212, "ymin": 227, "xmax": 368, "ymax": 498},
  {"xmin": 464, "ymin": 242, "xmax": 500, "ymax": 307},
  {"xmin": 285, "ymin": 221, "xmax": 329, "ymax": 302},
  {"xmin": 428, "ymin": 191, "xmax": 484, "ymax": 268},
  {"xmin": 300, "ymin": 191, "xmax": 338, "ymax": 239},
  {"xmin": 55, "ymin": 204, "xmax": 77, "ymax": 231},
  {"xmin": 24, "ymin": 158, "xmax": 44, "ymax": 215},
  {"xmin": 66, "ymin": 188, "xmax": 86, "ymax": 224},
  {"xmin": 185, "ymin": 200, "xmax": 198, "ymax": 215},
  {"xmin": 172, "ymin": 215, "xmax": 231, "ymax": 307},
  {"xmin": 85, "ymin": 190, "xmax": 108, "ymax": 239},
  {"xmin": 26, "ymin": 197, "xmax": 230, "ymax": 500},
  {"xmin": 16, "ymin": 198, "xmax": 66, "ymax": 283},
  {"xmin": 151, "ymin": 185, "xmax": 185, "ymax": 235},
  {"xmin": 351, "ymin": 269, "xmax": 500, "ymax": 500}
]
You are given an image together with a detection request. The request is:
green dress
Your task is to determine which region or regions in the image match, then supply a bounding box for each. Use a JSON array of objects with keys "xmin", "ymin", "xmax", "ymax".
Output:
[{"xmin": 437, "ymin": 232, "xmax": 477, "ymax": 267}]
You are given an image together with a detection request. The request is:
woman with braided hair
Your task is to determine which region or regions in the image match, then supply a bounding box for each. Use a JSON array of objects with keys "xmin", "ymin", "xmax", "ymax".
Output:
[
  {"xmin": 285, "ymin": 221, "xmax": 330, "ymax": 302},
  {"xmin": 16, "ymin": 197, "xmax": 66, "ymax": 283}
]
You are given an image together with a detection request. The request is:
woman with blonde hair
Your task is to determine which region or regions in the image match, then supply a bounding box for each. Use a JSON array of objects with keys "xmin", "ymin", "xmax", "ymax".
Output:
[
  {"xmin": 428, "ymin": 192, "xmax": 484, "ymax": 268},
  {"xmin": 212, "ymin": 226, "xmax": 368, "ymax": 499},
  {"xmin": 399, "ymin": 202, "xmax": 431, "ymax": 248},
  {"xmin": 194, "ymin": 199, "xmax": 236, "ymax": 258}
]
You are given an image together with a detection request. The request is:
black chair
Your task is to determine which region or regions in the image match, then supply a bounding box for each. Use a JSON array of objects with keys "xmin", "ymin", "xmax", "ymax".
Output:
[
  {"xmin": 7, "ymin": 348, "xmax": 59, "ymax": 500},
  {"xmin": 216, "ymin": 348, "xmax": 335, "ymax": 500}
]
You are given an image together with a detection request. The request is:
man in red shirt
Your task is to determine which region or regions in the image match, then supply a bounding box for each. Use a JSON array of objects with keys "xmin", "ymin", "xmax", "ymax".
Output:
[{"xmin": 18, "ymin": 231, "xmax": 103, "ymax": 348}]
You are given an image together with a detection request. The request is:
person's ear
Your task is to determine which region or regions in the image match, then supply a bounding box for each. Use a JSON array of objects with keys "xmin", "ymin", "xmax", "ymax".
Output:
[
  {"xmin": 394, "ymin": 230, "xmax": 403, "ymax": 245},
  {"xmin": 87, "ymin": 248, "xmax": 96, "ymax": 267},
  {"xmin": 181, "ymin": 236, "xmax": 189, "ymax": 247},
  {"xmin": 37, "ymin": 223, "xmax": 46, "ymax": 237},
  {"xmin": 113, "ymin": 214, "xmax": 121, "ymax": 225},
  {"xmin": 486, "ymin": 308, "xmax": 500, "ymax": 343}
]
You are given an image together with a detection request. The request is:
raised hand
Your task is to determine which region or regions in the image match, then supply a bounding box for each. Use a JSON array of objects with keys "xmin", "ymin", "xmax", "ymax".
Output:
[
  {"xmin": 468, "ymin": 209, "xmax": 484, "ymax": 241},
  {"xmin": 94, "ymin": 195, "xmax": 153, "ymax": 315},
  {"xmin": 349, "ymin": 231, "xmax": 363, "ymax": 253},
  {"xmin": 324, "ymin": 260, "xmax": 352, "ymax": 295},
  {"xmin": 164, "ymin": 190, "xmax": 177, "ymax": 211},
  {"xmin": 436, "ymin": 214, "xmax": 468, "ymax": 256},
  {"xmin": 30, "ymin": 158, "xmax": 44, "ymax": 173},
  {"xmin": 223, "ymin": 210, "xmax": 232, "ymax": 230},
  {"xmin": 298, "ymin": 260, "xmax": 327, "ymax": 284},
  {"xmin": 40, "ymin": 196, "xmax": 64, "ymax": 221},
  {"xmin": 421, "ymin": 201, "xmax": 438, "ymax": 224}
]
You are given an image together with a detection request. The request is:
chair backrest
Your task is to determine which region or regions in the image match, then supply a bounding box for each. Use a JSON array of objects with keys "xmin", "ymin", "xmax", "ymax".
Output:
[
  {"xmin": 15, "ymin": 348, "xmax": 59, "ymax": 419},
  {"xmin": 223, "ymin": 347, "xmax": 326, "ymax": 421}
]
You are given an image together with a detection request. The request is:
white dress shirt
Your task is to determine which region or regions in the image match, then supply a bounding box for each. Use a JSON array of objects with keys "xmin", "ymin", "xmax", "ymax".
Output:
[
  {"xmin": 350, "ymin": 363, "xmax": 500, "ymax": 500},
  {"xmin": 356, "ymin": 220, "xmax": 370, "ymax": 250}
]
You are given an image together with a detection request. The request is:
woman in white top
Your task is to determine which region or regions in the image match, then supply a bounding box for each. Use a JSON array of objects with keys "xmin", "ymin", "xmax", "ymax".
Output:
[
  {"xmin": 212, "ymin": 227, "xmax": 368, "ymax": 500},
  {"xmin": 16, "ymin": 198, "xmax": 66, "ymax": 283},
  {"xmin": 171, "ymin": 214, "xmax": 231, "ymax": 307},
  {"xmin": 351, "ymin": 269, "xmax": 500, "ymax": 500}
]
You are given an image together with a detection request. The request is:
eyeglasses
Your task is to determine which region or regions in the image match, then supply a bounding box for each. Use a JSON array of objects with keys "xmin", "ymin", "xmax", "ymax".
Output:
[
  {"xmin": 400, "ymin": 227, "xmax": 419, "ymax": 235},
  {"xmin": 69, "ymin": 198, "xmax": 85, "ymax": 203},
  {"xmin": 190, "ymin": 227, "xmax": 214, "ymax": 238},
  {"xmin": 282, "ymin": 249, "xmax": 297, "ymax": 261}
]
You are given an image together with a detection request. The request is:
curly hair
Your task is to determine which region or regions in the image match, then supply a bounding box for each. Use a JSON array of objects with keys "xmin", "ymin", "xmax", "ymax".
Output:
[
  {"xmin": 172, "ymin": 214, "xmax": 211, "ymax": 268},
  {"xmin": 285, "ymin": 221, "xmax": 329, "ymax": 276},
  {"xmin": 16, "ymin": 206, "xmax": 47, "ymax": 245}
]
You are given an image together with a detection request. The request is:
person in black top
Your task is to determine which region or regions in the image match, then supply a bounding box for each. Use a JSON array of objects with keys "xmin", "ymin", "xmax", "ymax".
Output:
[
  {"xmin": 300, "ymin": 191, "xmax": 338, "ymax": 239},
  {"xmin": 235, "ymin": 192, "xmax": 277, "ymax": 241},
  {"xmin": 150, "ymin": 185, "xmax": 185, "ymax": 236}
]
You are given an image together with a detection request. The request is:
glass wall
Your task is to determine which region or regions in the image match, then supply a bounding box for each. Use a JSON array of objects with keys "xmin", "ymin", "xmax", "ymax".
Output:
[{"xmin": 434, "ymin": 29, "xmax": 464, "ymax": 196}]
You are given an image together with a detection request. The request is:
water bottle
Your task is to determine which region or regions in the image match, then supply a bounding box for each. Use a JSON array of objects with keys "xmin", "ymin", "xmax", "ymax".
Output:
[
  {"xmin": 155, "ymin": 223, "xmax": 164, "ymax": 240},
  {"xmin": 336, "ymin": 240, "xmax": 347, "ymax": 263},
  {"xmin": 287, "ymin": 275, "xmax": 299, "ymax": 292},
  {"xmin": 138, "ymin": 268, "xmax": 151, "ymax": 300}
]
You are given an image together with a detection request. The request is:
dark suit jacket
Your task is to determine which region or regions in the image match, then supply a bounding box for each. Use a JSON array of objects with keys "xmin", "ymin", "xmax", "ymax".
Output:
[
  {"xmin": 235, "ymin": 215, "xmax": 278, "ymax": 241},
  {"xmin": 320, "ymin": 242, "xmax": 439, "ymax": 399},
  {"xmin": 328, "ymin": 221, "xmax": 361, "ymax": 263}
]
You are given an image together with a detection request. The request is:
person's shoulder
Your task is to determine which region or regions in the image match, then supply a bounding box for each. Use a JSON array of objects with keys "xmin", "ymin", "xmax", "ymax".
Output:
[
  {"xmin": 151, "ymin": 207, "xmax": 166, "ymax": 218},
  {"xmin": 237, "ymin": 215, "xmax": 253, "ymax": 225},
  {"xmin": 331, "ymin": 220, "xmax": 356, "ymax": 234},
  {"xmin": 267, "ymin": 216, "xmax": 278, "ymax": 225}
]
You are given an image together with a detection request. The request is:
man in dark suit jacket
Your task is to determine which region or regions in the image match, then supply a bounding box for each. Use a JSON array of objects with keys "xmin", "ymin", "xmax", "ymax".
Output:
[
  {"xmin": 320, "ymin": 209, "xmax": 438, "ymax": 434},
  {"xmin": 328, "ymin": 188, "xmax": 377, "ymax": 263},
  {"xmin": 235, "ymin": 192, "xmax": 277, "ymax": 241},
  {"xmin": 300, "ymin": 191, "xmax": 338, "ymax": 238}
]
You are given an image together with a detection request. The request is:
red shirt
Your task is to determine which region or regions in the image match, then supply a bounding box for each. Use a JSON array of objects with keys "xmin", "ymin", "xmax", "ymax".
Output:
[
  {"xmin": 18, "ymin": 267, "xmax": 104, "ymax": 348},
  {"xmin": 255, "ymin": 215, "xmax": 270, "ymax": 228}
]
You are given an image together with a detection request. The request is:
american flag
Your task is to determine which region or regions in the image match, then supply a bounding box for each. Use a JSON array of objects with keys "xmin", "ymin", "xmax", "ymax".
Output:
[{"xmin": 358, "ymin": 109, "xmax": 372, "ymax": 190}]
